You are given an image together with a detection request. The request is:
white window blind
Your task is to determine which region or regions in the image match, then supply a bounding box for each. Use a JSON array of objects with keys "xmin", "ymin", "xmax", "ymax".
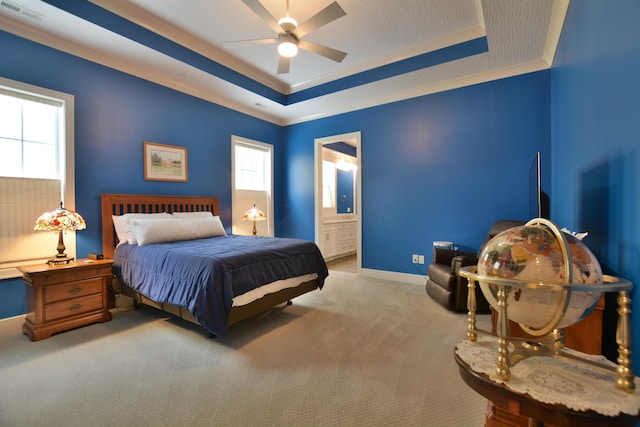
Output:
[
  {"xmin": 0, "ymin": 178, "xmax": 62, "ymax": 268},
  {"xmin": 0, "ymin": 77, "xmax": 74, "ymax": 279}
]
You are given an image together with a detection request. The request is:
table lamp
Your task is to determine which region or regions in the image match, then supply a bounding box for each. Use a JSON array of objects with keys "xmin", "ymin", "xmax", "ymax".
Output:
[
  {"xmin": 34, "ymin": 202, "xmax": 86, "ymax": 264},
  {"xmin": 243, "ymin": 204, "xmax": 266, "ymax": 236}
]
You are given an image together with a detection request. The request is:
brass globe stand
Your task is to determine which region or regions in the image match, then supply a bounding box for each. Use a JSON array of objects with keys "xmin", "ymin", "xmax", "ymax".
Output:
[{"xmin": 459, "ymin": 218, "xmax": 635, "ymax": 394}]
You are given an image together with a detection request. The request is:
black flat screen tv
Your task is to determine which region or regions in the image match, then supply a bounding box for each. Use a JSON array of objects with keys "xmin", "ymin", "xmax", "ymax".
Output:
[{"xmin": 529, "ymin": 151, "xmax": 550, "ymax": 219}]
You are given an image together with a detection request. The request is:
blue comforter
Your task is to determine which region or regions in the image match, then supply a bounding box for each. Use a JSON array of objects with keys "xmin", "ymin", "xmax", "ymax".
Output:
[{"xmin": 112, "ymin": 235, "xmax": 328, "ymax": 336}]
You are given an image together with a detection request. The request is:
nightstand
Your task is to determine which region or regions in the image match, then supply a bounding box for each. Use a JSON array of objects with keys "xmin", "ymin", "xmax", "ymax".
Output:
[{"xmin": 19, "ymin": 258, "xmax": 114, "ymax": 341}]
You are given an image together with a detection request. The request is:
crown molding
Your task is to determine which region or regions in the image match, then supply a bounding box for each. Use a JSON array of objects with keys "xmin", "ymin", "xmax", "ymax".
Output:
[
  {"xmin": 543, "ymin": 0, "xmax": 570, "ymax": 65},
  {"xmin": 89, "ymin": 0, "xmax": 289, "ymax": 95},
  {"xmin": 289, "ymin": 25, "xmax": 487, "ymax": 94},
  {"xmin": 0, "ymin": 14, "xmax": 285, "ymax": 125},
  {"xmin": 283, "ymin": 59, "xmax": 551, "ymax": 126}
]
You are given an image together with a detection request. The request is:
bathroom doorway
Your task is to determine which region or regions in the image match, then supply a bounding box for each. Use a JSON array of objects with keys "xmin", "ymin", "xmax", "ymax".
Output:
[{"xmin": 314, "ymin": 131, "xmax": 361, "ymax": 273}]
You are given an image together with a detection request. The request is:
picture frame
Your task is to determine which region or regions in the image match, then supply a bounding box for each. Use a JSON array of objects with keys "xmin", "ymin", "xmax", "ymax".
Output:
[{"xmin": 143, "ymin": 142, "xmax": 188, "ymax": 182}]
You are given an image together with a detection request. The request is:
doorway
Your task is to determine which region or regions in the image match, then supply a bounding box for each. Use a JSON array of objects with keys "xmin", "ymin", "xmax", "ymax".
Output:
[{"xmin": 314, "ymin": 131, "xmax": 362, "ymax": 273}]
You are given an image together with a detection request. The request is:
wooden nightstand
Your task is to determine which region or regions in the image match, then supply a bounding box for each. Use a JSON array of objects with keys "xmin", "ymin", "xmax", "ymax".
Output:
[{"xmin": 19, "ymin": 258, "xmax": 114, "ymax": 341}]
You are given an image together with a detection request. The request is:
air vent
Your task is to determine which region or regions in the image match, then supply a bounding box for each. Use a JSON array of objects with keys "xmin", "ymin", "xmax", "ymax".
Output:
[
  {"xmin": 0, "ymin": 0, "xmax": 21, "ymax": 13},
  {"xmin": 0, "ymin": 0, "xmax": 43, "ymax": 21}
]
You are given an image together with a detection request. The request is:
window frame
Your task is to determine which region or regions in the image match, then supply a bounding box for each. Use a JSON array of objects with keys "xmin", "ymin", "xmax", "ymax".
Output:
[
  {"xmin": 0, "ymin": 77, "xmax": 75, "ymax": 279},
  {"xmin": 231, "ymin": 135, "xmax": 274, "ymax": 236}
]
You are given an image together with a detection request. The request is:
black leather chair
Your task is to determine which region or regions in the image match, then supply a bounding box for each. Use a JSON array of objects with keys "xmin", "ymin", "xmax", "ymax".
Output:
[{"xmin": 426, "ymin": 220, "xmax": 525, "ymax": 313}]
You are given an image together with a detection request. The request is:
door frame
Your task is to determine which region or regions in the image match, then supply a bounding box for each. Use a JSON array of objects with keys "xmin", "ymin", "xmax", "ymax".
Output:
[{"xmin": 314, "ymin": 131, "xmax": 362, "ymax": 273}]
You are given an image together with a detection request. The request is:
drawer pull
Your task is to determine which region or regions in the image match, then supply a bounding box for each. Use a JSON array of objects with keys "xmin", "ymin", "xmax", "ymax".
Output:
[
  {"xmin": 69, "ymin": 285, "xmax": 82, "ymax": 294},
  {"xmin": 69, "ymin": 303, "xmax": 82, "ymax": 312}
]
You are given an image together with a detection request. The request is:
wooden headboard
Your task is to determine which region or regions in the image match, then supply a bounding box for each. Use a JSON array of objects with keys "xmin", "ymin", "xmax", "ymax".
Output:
[{"xmin": 101, "ymin": 194, "xmax": 220, "ymax": 259}]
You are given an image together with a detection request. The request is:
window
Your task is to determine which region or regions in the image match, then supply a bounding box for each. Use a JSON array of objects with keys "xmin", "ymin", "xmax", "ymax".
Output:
[
  {"xmin": 0, "ymin": 77, "xmax": 75, "ymax": 278},
  {"xmin": 231, "ymin": 136, "xmax": 274, "ymax": 236}
]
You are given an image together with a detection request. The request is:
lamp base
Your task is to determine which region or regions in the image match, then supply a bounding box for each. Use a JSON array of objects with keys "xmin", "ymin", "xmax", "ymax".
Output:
[{"xmin": 47, "ymin": 256, "xmax": 74, "ymax": 265}]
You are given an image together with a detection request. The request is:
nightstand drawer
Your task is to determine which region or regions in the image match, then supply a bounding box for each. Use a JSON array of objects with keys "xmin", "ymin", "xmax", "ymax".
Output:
[
  {"xmin": 45, "ymin": 294, "xmax": 104, "ymax": 321},
  {"xmin": 20, "ymin": 259, "xmax": 113, "ymax": 341},
  {"xmin": 44, "ymin": 278, "xmax": 104, "ymax": 304},
  {"xmin": 29, "ymin": 265, "xmax": 112, "ymax": 286}
]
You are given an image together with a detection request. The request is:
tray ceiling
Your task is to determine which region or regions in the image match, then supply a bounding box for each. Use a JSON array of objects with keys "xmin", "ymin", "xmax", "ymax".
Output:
[{"xmin": 0, "ymin": 0, "xmax": 568, "ymax": 125}]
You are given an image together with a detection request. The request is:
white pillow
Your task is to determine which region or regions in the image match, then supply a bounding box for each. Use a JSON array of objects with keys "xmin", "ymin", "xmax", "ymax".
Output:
[
  {"xmin": 171, "ymin": 211, "xmax": 214, "ymax": 218},
  {"xmin": 112, "ymin": 213, "xmax": 171, "ymax": 245},
  {"xmin": 112, "ymin": 215, "xmax": 128, "ymax": 244},
  {"xmin": 130, "ymin": 216, "xmax": 227, "ymax": 246}
]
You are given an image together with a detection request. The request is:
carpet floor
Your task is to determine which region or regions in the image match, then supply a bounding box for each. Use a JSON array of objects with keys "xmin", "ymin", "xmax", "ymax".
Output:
[{"xmin": 0, "ymin": 270, "xmax": 490, "ymax": 426}]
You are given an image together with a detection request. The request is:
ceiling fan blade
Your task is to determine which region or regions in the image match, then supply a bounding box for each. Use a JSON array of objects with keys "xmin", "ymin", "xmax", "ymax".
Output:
[
  {"xmin": 293, "ymin": 2, "xmax": 346, "ymax": 39},
  {"xmin": 298, "ymin": 39, "xmax": 347, "ymax": 63},
  {"xmin": 222, "ymin": 38, "xmax": 277, "ymax": 48},
  {"xmin": 241, "ymin": 0, "xmax": 282, "ymax": 34},
  {"xmin": 277, "ymin": 56, "xmax": 290, "ymax": 74}
]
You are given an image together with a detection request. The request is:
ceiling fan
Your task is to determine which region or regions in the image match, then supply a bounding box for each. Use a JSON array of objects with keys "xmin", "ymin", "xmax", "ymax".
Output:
[{"xmin": 224, "ymin": 0, "xmax": 347, "ymax": 74}]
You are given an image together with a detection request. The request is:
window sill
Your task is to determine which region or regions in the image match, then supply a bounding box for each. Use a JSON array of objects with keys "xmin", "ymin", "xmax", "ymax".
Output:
[{"xmin": 0, "ymin": 268, "xmax": 21, "ymax": 280}]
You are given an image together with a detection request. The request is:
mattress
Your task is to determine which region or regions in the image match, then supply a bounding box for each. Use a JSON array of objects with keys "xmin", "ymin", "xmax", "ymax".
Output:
[{"xmin": 113, "ymin": 234, "xmax": 328, "ymax": 336}]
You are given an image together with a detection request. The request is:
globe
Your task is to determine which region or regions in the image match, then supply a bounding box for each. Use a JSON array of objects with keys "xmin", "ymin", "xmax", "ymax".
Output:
[{"xmin": 477, "ymin": 219, "xmax": 603, "ymax": 336}]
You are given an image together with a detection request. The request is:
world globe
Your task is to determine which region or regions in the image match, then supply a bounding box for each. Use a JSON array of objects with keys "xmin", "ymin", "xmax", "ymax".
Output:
[{"xmin": 477, "ymin": 219, "xmax": 603, "ymax": 336}]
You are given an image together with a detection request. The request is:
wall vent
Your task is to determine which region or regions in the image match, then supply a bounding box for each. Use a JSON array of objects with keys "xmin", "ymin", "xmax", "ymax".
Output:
[
  {"xmin": 0, "ymin": 1, "xmax": 21, "ymax": 13},
  {"xmin": 0, "ymin": 0, "xmax": 43, "ymax": 21}
]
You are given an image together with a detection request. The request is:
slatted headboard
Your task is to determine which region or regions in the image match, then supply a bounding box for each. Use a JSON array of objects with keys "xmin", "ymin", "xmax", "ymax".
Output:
[{"xmin": 101, "ymin": 194, "xmax": 220, "ymax": 259}]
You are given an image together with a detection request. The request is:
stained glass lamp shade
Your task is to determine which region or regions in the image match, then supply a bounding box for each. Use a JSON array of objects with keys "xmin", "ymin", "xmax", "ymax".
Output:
[
  {"xmin": 34, "ymin": 202, "xmax": 86, "ymax": 264},
  {"xmin": 243, "ymin": 204, "xmax": 266, "ymax": 236}
]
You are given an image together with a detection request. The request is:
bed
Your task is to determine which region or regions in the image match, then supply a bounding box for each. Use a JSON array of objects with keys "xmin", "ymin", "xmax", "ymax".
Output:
[{"xmin": 101, "ymin": 193, "xmax": 328, "ymax": 336}]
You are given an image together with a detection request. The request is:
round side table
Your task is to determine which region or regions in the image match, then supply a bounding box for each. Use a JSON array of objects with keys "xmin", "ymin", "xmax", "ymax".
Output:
[{"xmin": 454, "ymin": 352, "xmax": 640, "ymax": 427}]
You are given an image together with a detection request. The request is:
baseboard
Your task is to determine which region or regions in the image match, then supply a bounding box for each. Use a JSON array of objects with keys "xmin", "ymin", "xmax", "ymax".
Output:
[
  {"xmin": 0, "ymin": 314, "xmax": 25, "ymax": 322},
  {"xmin": 360, "ymin": 268, "xmax": 426, "ymax": 286}
]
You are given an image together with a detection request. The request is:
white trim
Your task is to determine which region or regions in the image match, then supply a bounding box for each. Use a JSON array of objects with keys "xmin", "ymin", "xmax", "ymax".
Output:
[
  {"xmin": 91, "ymin": 0, "xmax": 488, "ymax": 98},
  {"xmin": 0, "ymin": 268, "xmax": 20, "ymax": 280},
  {"xmin": 543, "ymin": 0, "xmax": 570, "ymax": 66},
  {"xmin": 0, "ymin": 76, "xmax": 76, "ymax": 272},
  {"xmin": 314, "ymin": 131, "xmax": 362, "ymax": 274},
  {"xmin": 0, "ymin": 314, "xmax": 25, "ymax": 322},
  {"xmin": 290, "ymin": 26, "xmax": 487, "ymax": 93},
  {"xmin": 360, "ymin": 268, "xmax": 426, "ymax": 286},
  {"xmin": 89, "ymin": 0, "xmax": 289, "ymax": 94},
  {"xmin": 0, "ymin": 14, "xmax": 285, "ymax": 126},
  {"xmin": 231, "ymin": 135, "xmax": 274, "ymax": 236},
  {"xmin": 472, "ymin": 0, "xmax": 486, "ymax": 30},
  {"xmin": 284, "ymin": 59, "xmax": 551, "ymax": 126},
  {"xmin": 0, "ymin": 8, "xmax": 556, "ymax": 127}
]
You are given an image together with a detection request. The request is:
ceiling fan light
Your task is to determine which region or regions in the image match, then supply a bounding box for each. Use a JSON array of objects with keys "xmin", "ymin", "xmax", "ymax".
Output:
[
  {"xmin": 278, "ymin": 36, "xmax": 298, "ymax": 57},
  {"xmin": 277, "ymin": 16, "xmax": 298, "ymax": 32}
]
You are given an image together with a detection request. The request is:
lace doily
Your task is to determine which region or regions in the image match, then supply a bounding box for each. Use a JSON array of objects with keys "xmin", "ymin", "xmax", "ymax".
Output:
[{"xmin": 456, "ymin": 336, "xmax": 640, "ymax": 416}]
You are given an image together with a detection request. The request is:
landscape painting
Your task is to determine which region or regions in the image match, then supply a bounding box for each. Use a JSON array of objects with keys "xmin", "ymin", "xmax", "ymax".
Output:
[{"xmin": 143, "ymin": 142, "xmax": 188, "ymax": 182}]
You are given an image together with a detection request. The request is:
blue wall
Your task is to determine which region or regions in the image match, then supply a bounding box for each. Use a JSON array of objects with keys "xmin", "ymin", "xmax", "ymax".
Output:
[
  {"xmin": 0, "ymin": 30, "xmax": 282, "ymax": 317},
  {"xmin": 551, "ymin": 0, "xmax": 640, "ymax": 363},
  {"xmin": 284, "ymin": 72, "xmax": 551, "ymax": 273},
  {"xmin": 336, "ymin": 169, "xmax": 355, "ymax": 214},
  {"xmin": 0, "ymin": 30, "xmax": 284, "ymax": 247},
  {"xmin": 2, "ymin": 0, "xmax": 638, "ymax": 375},
  {"xmin": 0, "ymin": 31, "xmax": 550, "ymax": 314}
]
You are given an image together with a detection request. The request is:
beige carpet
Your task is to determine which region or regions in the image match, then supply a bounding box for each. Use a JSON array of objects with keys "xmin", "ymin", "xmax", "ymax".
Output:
[{"xmin": 0, "ymin": 270, "xmax": 489, "ymax": 427}]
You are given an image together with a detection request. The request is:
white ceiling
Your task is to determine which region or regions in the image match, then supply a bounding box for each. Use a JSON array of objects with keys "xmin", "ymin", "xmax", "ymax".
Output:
[{"xmin": 0, "ymin": 0, "xmax": 568, "ymax": 125}]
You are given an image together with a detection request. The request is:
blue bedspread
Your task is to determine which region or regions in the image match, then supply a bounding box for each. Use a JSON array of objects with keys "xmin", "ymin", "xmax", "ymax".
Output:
[{"xmin": 112, "ymin": 235, "xmax": 328, "ymax": 336}]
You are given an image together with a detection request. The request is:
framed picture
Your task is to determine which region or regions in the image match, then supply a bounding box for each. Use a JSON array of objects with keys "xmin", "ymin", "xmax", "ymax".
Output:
[{"xmin": 143, "ymin": 142, "xmax": 188, "ymax": 182}]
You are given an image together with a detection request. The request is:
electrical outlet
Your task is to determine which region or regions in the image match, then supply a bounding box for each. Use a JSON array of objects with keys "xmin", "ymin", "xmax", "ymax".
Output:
[
  {"xmin": 412, "ymin": 254, "xmax": 418, "ymax": 264},
  {"xmin": 418, "ymin": 255, "xmax": 425, "ymax": 264}
]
